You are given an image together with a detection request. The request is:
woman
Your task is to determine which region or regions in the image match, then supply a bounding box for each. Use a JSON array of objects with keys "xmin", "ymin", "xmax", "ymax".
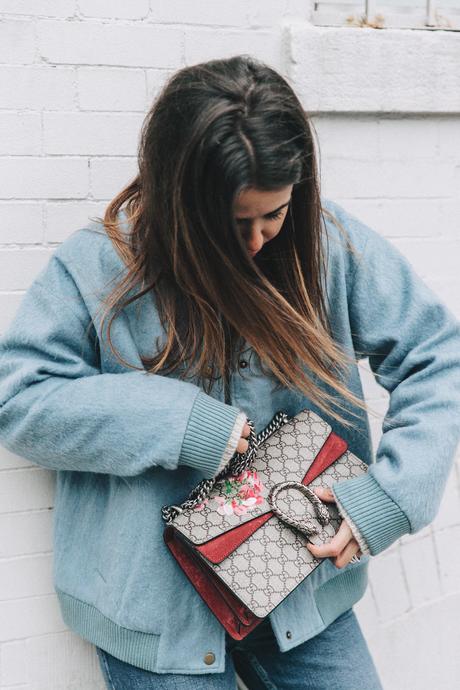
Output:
[{"xmin": 1, "ymin": 55, "xmax": 460, "ymax": 690}]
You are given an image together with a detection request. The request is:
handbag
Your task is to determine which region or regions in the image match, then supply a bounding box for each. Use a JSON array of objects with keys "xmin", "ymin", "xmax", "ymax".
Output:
[{"xmin": 161, "ymin": 407, "xmax": 369, "ymax": 640}]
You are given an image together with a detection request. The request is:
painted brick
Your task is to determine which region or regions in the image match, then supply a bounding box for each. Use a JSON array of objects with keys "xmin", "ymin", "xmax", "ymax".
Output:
[
  {"xmin": 0, "ymin": 554, "xmax": 54, "ymax": 600},
  {"xmin": 399, "ymin": 525, "xmax": 431, "ymax": 544},
  {"xmin": 248, "ymin": 0, "xmax": 313, "ymax": 26},
  {"xmin": 44, "ymin": 201, "xmax": 107, "ymax": 243},
  {"xmin": 0, "ymin": 20, "xmax": 35, "ymax": 64},
  {"xmin": 0, "ymin": 445, "xmax": 31, "ymax": 471},
  {"xmin": 438, "ymin": 117, "xmax": 460, "ymax": 159},
  {"xmin": 0, "ymin": 113, "xmax": 41, "ymax": 155},
  {"xmin": 312, "ymin": 115, "xmax": 380, "ymax": 160},
  {"xmin": 432, "ymin": 467, "xmax": 460, "ymax": 531},
  {"xmin": 184, "ymin": 28, "xmax": 283, "ymax": 69},
  {"xmin": 150, "ymin": 0, "xmax": 250, "ymax": 26},
  {"xmin": 0, "ymin": 469, "xmax": 55, "ymax": 514},
  {"xmin": 364, "ymin": 594, "xmax": 460, "ymax": 690},
  {"xmin": 0, "ymin": 510, "xmax": 53, "ymax": 559},
  {"xmin": 146, "ymin": 68, "xmax": 174, "ymax": 104},
  {"xmin": 0, "ymin": 594, "xmax": 66, "ymax": 642},
  {"xmin": 0, "ymin": 66, "xmax": 76, "ymax": 110},
  {"xmin": 0, "ymin": 248, "xmax": 54, "ymax": 290},
  {"xmin": 0, "ymin": 203, "xmax": 43, "ymax": 243},
  {"xmin": 368, "ymin": 551, "xmax": 411, "ymax": 621},
  {"xmin": 89, "ymin": 156, "xmax": 138, "ymax": 200},
  {"xmin": 0, "ymin": 639, "xmax": 28, "ymax": 686},
  {"xmin": 332, "ymin": 198, "xmax": 444, "ymax": 239},
  {"xmin": 43, "ymin": 112, "xmax": 145, "ymax": 155},
  {"xmin": 425, "ymin": 278, "xmax": 460, "ymax": 320},
  {"xmin": 391, "ymin": 238, "xmax": 460, "ymax": 281},
  {"xmin": 38, "ymin": 20, "xmax": 182, "ymax": 68},
  {"xmin": 378, "ymin": 117, "xmax": 439, "ymax": 160},
  {"xmin": 2, "ymin": 631, "xmax": 107, "ymax": 689},
  {"xmin": 321, "ymin": 158, "xmax": 457, "ymax": 199},
  {"xmin": 77, "ymin": 67, "xmax": 146, "ymax": 112},
  {"xmin": 0, "ymin": 1, "xmax": 76, "ymax": 17},
  {"xmin": 0, "ymin": 294, "xmax": 25, "ymax": 336},
  {"xmin": 353, "ymin": 585, "xmax": 380, "ymax": 639},
  {"xmin": 78, "ymin": 0, "xmax": 149, "ymax": 20},
  {"xmin": 289, "ymin": 25, "xmax": 460, "ymax": 113},
  {"xmin": 434, "ymin": 525, "xmax": 460, "ymax": 595},
  {"xmin": 400, "ymin": 535, "xmax": 442, "ymax": 607},
  {"xmin": 0, "ymin": 158, "xmax": 88, "ymax": 200},
  {"xmin": 438, "ymin": 198, "xmax": 460, "ymax": 240}
]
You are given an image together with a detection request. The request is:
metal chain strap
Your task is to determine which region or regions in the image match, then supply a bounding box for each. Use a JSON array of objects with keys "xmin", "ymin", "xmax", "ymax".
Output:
[{"xmin": 161, "ymin": 410, "xmax": 291, "ymax": 524}]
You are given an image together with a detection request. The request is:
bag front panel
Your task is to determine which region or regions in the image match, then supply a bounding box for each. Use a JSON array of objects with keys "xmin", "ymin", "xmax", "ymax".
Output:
[
  {"xmin": 200, "ymin": 449, "xmax": 368, "ymax": 617},
  {"xmin": 169, "ymin": 409, "xmax": 369, "ymax": 618}
]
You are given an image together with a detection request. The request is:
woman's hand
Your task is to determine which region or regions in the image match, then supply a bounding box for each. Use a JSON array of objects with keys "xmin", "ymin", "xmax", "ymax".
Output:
[
  {"xmin": 236, "ymin": 420, "xmax": 251, "ymax": 454},
  {"xmin": 306, "ymin": 486, "xmax": 362, "ymax": 568}
]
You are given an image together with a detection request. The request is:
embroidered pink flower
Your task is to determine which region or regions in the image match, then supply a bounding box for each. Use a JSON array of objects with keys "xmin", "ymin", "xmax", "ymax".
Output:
[
  {"xmin": 194, "ymin": 498, "xmax": 209, "ymax": 511},
  {"xmin": 213, "ymin": 470, "xmax": 266, "ymax": 516}
]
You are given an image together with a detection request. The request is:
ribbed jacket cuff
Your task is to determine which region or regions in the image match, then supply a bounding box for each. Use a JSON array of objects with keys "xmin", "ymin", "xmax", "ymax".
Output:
[
  {"xmin": 214, "ymin": 411, "xmax": 248, "ymax": 477},
  {"xmin": 331, "ymin": 472, "xmax": 411, "ymax": 556},
  {"xmin": 333, "ymin": 495, "xmax": 371, "ymax": 556},
  {"xmin": 179, "ymin": 392, "xmax": 242, "ymax": 479}
]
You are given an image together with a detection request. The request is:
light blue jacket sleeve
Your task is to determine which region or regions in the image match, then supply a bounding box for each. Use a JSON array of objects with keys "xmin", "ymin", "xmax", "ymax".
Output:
[
  {"xmin": 330, "ymin": 205, "xmax": 460, "ymax": 556},
  {"xmin": 0, "ymin": 251, "xmax": 243, "ymax": 479}
]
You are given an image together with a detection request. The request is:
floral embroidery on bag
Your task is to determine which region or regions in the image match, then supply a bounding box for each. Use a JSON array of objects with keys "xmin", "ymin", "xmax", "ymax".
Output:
[{"xmin": 212, "ymin": 469, "xmax": 265, "ymax": 516}]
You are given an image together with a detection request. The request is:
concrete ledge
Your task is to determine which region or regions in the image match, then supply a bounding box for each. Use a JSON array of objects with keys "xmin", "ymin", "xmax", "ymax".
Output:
[{"xmin": 287, "ymin": 24, "xmax": 460, "ymax": 113}]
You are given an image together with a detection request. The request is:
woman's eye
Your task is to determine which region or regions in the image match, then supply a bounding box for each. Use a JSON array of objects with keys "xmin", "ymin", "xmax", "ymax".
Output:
[
  {"xmin": 266, "ymin": 210, "xmax": 284, "ymax": 221},
  {"xmin": 234, "ymin": 210, "xmax": 284, "ymax": 226}
]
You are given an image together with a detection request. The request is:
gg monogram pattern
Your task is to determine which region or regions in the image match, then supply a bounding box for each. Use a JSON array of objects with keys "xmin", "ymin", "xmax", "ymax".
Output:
[{"xmin": 171, "ymin": 409, "xmax": 368, "ymax": 618}]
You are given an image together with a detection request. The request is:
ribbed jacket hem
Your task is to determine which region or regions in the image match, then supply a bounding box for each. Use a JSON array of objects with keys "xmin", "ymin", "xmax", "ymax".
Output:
[
  {"xmin": 56, "ymin": 564, "xmax": 369, "ymax": 674},
  {"xmin": 332, "ymin": 472, "xmax": 411, "ymax": 556},
  {"xmin": 56, "ymin": 588, "xmax": 161, "ymax": 673},
  {"xmin": 179, "ymin": 392, "xmax": 242, "ymax": 478}
]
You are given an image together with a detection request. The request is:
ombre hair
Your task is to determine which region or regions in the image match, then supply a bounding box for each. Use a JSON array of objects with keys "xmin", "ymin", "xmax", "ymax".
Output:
[{"xmin": 91, "ymin": 54, "xmax": 373, "ymax": 428}]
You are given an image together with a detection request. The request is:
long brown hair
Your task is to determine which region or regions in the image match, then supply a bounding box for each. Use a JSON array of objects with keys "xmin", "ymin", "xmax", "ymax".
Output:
[{"xmin": 91, "ymin": 55, "xmax": 378, "ymax": 428}]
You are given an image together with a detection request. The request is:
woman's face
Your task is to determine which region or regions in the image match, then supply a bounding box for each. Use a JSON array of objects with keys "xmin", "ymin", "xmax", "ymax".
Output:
[{"xmin": 233, "ymin": 185, "xmax": 293, "ymax": 257}]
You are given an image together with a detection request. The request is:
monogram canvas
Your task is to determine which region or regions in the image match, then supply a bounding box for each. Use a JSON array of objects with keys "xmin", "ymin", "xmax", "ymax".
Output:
[{"xmin": 168, "ymin": 409, "xmax": 369, "ymax": 619}]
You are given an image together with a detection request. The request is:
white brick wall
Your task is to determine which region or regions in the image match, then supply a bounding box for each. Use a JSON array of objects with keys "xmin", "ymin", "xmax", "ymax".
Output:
[{"xmin": 0, "ymin": 3, "xmax": 459, "ymax": 689}]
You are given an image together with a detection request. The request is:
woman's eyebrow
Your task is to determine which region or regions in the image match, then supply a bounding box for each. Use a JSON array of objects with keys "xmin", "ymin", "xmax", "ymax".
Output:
[{"xmin": 235, "ymin": 201, "xmax": 290, "ymax": 221}]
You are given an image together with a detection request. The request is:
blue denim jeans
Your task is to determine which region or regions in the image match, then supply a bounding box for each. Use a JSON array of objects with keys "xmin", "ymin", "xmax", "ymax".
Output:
[{"xmin": 96, "ymin": 607, "xmax": 383, "ymax": 689}]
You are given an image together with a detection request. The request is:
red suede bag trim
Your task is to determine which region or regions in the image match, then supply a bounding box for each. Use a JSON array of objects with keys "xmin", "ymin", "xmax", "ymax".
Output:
[
  {"xmin": 196, "ymin": 512, "xmax": 274, "ymax": 564},
  {"xmin": 301, "ymin": 432, "xmax": 348, "ymax": 485},
  {"xmin": 164, "ymin": 526, "xmax": 263, "ymax": 640}
]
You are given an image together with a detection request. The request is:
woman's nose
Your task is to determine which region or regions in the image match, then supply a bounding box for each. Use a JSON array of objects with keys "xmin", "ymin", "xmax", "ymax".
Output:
[{"xmin": 246, "ymin": 223, "xmax": 265, "ymax": 253}]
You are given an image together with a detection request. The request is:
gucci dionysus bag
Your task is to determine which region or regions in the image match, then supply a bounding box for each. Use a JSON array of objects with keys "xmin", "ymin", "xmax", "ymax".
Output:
[{"xmin": 161, "ymin": 408, "xmax": 368, "ymax": 640}]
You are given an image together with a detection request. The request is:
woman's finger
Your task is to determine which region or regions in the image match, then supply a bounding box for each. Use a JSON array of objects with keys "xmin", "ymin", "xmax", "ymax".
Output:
[
  {"xmin": 313, "ymin": 485, "xmax": 336, "ymax": 502},
  {"xmin": 241, "ymin": 422, "xmax": 251, "ymax": 438},
  {"xmin": 236, "ymin": 437, "xmax": 249, "ymax": 453},
  {"xmin": 306, "ymin": 519, "xmax": 354, "ymax": 559},
  {"xmin": 333, "ymin": 539, "xmax": 362, "ymax": 569}
]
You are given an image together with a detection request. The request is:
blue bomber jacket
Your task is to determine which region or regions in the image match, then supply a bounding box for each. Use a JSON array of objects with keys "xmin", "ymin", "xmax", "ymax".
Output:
[{"xmin": 1, "ymin": 198, "xmax": 460, "ymax": 675}]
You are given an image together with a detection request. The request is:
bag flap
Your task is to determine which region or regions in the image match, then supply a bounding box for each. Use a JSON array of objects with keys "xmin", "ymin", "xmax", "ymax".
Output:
[{"xmin": 171, "ymin": 409, "xmax": 352, "ymax": 554}]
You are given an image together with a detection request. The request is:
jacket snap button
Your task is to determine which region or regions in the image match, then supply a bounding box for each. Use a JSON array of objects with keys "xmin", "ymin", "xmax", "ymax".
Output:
[
  {"xmin": 286, "ymin": 630, "xmax": 292, "ymax": 639},
  {"xmin": 239, "ymin": 359, "xmax": 248, "ymax": 368},
  {"xmin": 204, "ymin": 652, "xmax": 215, "ymax": 665}
]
